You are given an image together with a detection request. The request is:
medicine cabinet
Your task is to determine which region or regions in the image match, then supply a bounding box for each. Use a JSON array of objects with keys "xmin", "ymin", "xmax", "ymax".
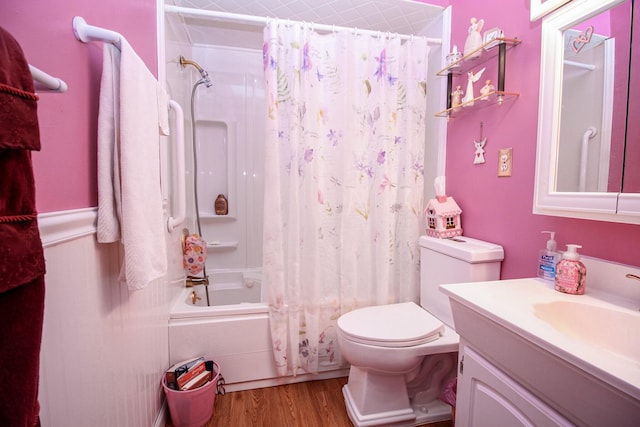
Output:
[{"xmin": 533, "ymin": 0, "xmax": 640, "ymax": 224}]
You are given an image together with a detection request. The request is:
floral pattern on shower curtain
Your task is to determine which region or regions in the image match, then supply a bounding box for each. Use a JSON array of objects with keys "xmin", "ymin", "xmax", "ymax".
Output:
[{"xmin": 263, "ymin": 21, "xmax": 429, "ymax": 376}]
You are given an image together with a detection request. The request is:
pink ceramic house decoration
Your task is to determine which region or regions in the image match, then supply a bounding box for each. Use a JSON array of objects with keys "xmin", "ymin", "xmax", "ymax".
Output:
[{"xmin": 424, "ymin": 195, "xmax": 463, "ymax": 238}]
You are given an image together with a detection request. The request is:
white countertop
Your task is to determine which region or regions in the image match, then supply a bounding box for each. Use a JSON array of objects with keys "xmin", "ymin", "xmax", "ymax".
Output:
[{"xmin": 440, "ymin": 278, "xmax": 640, "ymax": 401}]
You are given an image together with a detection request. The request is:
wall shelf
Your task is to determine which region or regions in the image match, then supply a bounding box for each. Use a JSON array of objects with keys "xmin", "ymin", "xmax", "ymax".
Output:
[
  {"xmin": 436, "ymin": 37, "xmax": 521, "ymax": 119},
  {"xmin": 435, "ymin": 91, "xmax": 519, "ymax": 118},
  {"xmin": 199, "ymin": 212, "xmax": 236, "ymax": 221},
  {"xmin": 207, "ymin": 241, "xmax": 239, "ymax": 250},
  {"xmin": 436, "ymin": 37, "xmax": 521, "ymax": 77}
]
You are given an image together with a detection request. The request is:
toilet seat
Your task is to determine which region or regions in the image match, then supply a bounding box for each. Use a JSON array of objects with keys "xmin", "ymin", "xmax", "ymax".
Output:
[{"xmin": 337, "ymin": 302, "xmax": 443, "ymax": 348}]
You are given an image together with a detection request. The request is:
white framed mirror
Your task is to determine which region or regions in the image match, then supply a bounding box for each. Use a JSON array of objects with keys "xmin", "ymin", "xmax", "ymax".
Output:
[
  {"xmin": 533, "ymin": 0, "xmax": 640, "ymax": 224},
  {"xmin": 530, "ymin": 0, "xmax": 573, "ymax": 21}
]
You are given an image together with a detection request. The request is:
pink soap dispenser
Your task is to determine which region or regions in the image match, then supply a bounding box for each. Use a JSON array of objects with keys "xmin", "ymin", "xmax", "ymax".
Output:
[{"xmin": 554, "ymin": 244, "xmax": 587, "ymax": 295}]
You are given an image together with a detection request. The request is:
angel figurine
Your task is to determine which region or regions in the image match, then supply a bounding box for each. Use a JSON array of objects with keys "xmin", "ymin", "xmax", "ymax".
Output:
[
  {"xmin": 474, "ymin": 138, "xmax": 487, "ymax": 164},
  {"xmin": 479, "ymin": 79, "xmax": 495, "ymax": 100},
  {"xmin": 462, "ymin": 67, "xmax": 486, "ymax": 107},
  {"xmin": 451, "ymin": 85, "xmax": 464, "ymax": 112},
  {"xmin": 464, "ymin": 17, "xmax": 484, "ymax": 59}
]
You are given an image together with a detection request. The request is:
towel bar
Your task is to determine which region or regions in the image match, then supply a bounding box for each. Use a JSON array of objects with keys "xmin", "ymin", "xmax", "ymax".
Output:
[
  {"xmin": 72, "ymin": 16, "xmax": 122, "ymax": 49},
  {"xmin": 29, "ymin": 64, "xmax": 67, "ymax": 93}
]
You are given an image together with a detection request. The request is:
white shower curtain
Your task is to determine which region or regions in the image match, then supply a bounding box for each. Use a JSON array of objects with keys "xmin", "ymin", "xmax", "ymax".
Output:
[{"xmin": 262, "ymin": 21, "xmax": 429, "ymax": 376}]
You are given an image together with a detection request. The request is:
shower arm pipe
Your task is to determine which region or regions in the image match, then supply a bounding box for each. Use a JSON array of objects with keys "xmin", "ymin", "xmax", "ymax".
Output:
[
  {"xmin": 180, "ymin": 56, "xmax": 203, "ymax": 72},
  {"xmin": 72, "ymin": 16, "xmax": 122, "ymax": 50},
  {"xmin": 164, "ymin": 5, "xmax": 442, "ymax": 45},
  {"xmin": 167, "ymin": 100, "xmax": 186, "ymax": 232}
]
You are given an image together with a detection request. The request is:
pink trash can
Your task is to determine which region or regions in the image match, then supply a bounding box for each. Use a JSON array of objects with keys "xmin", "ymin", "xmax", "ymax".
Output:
[{"xmin": 162, "ymin": 361, "xmax": 220, "ymax": 427}]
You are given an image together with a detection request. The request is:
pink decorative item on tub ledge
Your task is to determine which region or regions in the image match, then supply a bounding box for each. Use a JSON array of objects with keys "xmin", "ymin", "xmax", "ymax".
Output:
[{"xmin": 424, "ymin": 176, "xmax": 463, "ymax": 238}]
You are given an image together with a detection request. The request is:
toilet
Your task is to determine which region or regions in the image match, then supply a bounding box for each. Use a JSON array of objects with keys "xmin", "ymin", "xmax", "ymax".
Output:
[{"xmin": 337, "ymin": 235, "xmax": 504, "ymax": 426}]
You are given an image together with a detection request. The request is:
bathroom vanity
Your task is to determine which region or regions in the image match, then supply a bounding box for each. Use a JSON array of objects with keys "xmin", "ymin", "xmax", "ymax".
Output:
[
  {"xmin": 455, "ymin": 341, "xmax": 571, "ymax": 426},
  {"xmin": 441, "ymin": 259, "xmax": 640, "ymax": 426}
]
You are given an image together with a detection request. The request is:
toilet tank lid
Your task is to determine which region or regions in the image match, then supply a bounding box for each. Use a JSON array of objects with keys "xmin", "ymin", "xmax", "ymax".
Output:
[{"xmin": 419, "ymin": 235, "xmax": 504, "ymax": 263}]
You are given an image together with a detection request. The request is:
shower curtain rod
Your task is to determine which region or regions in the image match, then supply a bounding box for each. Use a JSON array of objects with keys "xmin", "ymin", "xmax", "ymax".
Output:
[{"xmin": 164, "ymin": 5, "xmax": 442, "ymax": 45}]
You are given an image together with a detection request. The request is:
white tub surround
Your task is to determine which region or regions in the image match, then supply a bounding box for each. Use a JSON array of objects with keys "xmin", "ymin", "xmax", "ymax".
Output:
[{"xmin": 441, "ymin": 257, "xmax": 640, "ymax": 427}]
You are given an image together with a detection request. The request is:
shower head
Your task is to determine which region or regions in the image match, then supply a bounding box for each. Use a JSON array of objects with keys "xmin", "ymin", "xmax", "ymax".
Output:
[{"xmin": 179, "ymin": 55, "xmax": 213, "ymax": 88}]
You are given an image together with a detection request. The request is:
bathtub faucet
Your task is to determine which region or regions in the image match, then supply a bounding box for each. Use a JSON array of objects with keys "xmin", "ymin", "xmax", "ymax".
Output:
[
  {"xmin": 190, "ymin": 290, "xmax": 202, "ymax": 305},
  {"xmin": 185, "ymin": 275, "xmax": 209, "ymax": 287}
]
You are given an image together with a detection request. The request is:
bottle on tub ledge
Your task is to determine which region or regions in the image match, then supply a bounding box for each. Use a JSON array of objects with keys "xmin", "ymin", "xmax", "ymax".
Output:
[
  {"xmin": 554, "ymin": 244, "xmax": 587, "ymax": 295},
  {"xmin": 214, "ymin": 194, "xmax": 228, "ymax": 215}
]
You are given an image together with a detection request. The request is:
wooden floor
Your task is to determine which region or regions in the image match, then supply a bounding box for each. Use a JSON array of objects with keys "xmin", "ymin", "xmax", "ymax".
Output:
[{"xmin": 166, "ymin": 377, "xmax": 453, "ymax": 427}]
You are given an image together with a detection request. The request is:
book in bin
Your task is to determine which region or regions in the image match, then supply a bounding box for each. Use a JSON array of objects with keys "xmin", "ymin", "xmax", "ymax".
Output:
[{"xmin": 165, "ymin": 356, "xmax": 213, "ymax": 390}]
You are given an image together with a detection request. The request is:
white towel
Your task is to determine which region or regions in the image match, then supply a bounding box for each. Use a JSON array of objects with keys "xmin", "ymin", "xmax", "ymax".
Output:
[
  {"xmin": 97, "ymin": 39, "xmax": 170, "ymax": 290},
  {"xmin": 97, "ymin": 43, "xmax": 121, "ymax": 243}
]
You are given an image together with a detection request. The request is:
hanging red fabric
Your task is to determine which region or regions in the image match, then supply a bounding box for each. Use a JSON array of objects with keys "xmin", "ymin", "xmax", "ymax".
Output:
[{"xmin": 0, "ymin": 25, "xmax": 46, "ymax": 427}]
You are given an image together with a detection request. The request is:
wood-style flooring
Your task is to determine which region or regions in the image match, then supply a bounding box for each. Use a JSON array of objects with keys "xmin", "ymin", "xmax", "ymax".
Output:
[{"xmin": 166, "ymin": 377, "xmax": 453, "ymax": 427}]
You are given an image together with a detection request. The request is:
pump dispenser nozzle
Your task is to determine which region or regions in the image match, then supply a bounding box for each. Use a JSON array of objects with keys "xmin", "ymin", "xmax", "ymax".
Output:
[
  {"xmin": 541, "ymin": 231, "xmax": 557, "ymax": 251},
  {"xmin": 562, "ymin": 244, "xmax": 582, "ymax": 261}
]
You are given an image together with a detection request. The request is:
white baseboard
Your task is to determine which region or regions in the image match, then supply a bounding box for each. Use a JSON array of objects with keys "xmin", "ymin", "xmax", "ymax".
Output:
[
  {"xmin": 222, "ymin": 368, "xmax": 350, "ymax": 393},
  {"xmin": 153, "ymin": 401, "xmax": 169, "ymax": 427}
]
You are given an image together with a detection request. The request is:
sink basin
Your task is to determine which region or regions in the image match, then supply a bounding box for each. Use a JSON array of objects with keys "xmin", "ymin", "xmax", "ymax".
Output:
[{"xmin": 534, "ymin": 301, "xmax": 640, "ymax": 361}]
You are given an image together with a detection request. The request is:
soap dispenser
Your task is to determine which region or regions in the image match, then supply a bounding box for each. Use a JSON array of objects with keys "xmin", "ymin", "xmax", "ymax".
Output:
[
  {"xmin": 537, "ymin": 231, "xmax": 559, "ymax": 281},
  {"xmin": 554, "ymin": 244, "xmax": 587, "ymax": 295}
]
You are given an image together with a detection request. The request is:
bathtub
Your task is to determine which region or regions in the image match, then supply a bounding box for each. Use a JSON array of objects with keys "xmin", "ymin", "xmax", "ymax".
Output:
[
  {"xmin": 169, "ymin": 269, "xmax": 348, "ymax": 392},
  {"xmin": 171, "ymin": 269, "xmax": 264, "ymax": 317}
]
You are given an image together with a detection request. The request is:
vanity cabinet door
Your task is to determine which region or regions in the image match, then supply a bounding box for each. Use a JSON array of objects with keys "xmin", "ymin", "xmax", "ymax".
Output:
[{"xmin": 456, "ymin": 343, "xmax": 572, "ymax": 427}]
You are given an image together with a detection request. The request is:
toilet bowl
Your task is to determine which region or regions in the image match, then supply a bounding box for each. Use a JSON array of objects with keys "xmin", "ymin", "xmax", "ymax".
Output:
[
  {"xmin": 337, "ymin": 236, "xmax": 504, "ymax": 427},
  {"xmin": 338, "ymin": 303, "xmax": 446, "ymax": 373},
  {"xmin": 337, "ymin": 302, "xmax": 460, "ymax": 426}
]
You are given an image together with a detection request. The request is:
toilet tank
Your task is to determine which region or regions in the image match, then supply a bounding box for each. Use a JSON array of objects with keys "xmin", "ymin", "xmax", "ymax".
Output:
[{"xmin": 420, "ymin": 235, "xmax": 504, "ymax": 328}]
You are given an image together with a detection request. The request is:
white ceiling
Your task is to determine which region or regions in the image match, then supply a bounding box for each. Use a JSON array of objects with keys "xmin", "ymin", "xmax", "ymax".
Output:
[{"xmin": 166, "ymin": 0, "xmax": 445, "ymax": 47}]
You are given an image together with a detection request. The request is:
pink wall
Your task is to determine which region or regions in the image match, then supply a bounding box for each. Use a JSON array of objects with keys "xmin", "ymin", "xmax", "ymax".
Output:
[
  {"xmin": 2, "ymin": 0, "xmax": 639, "ymax": 276},
  {"xmin": 1, "ymin": 0, "xmax": 157, "ymax": 212},
  {"xmin": 446, "ymin": 0, "xmax": 640, "ymax": 276}
]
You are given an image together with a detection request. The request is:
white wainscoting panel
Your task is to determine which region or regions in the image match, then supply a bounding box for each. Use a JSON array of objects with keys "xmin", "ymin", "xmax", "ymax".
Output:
[{"xmin": 38, "ymin": 210, "xmax": 173, "ymax": 427}]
